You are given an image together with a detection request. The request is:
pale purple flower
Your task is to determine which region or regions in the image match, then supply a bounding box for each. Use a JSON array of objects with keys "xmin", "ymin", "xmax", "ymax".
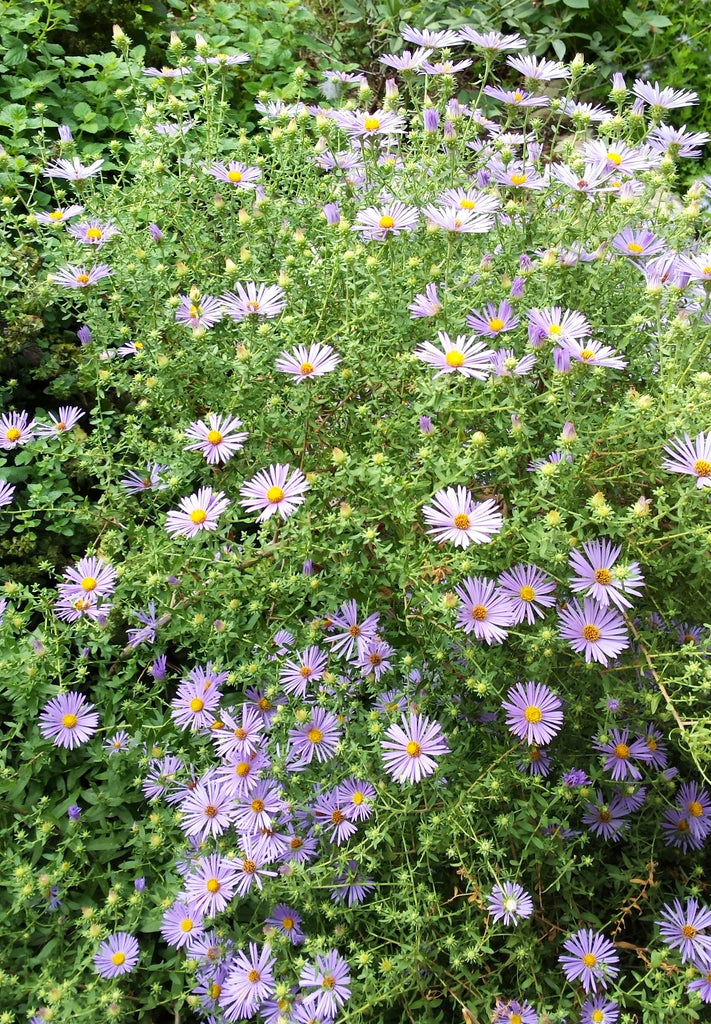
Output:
[
  {"xmin": 155, "ymin": 119, "xmax": 195, "ymax": 135},
  {"xmin": 527, "ymin": 306, "xmax": 591, "ymax": 346},
  {"xmin": 148, "ymin": 223, "xmax": 163, "ymax": 241},
  {"xmin": 126, "ymin": 601, "xmax": 162, "ymax": 648},
  {"xmin": 93, "ymin": 933, "xmax": 140, "ymax": 978},
  {"xmin": 401, "ymin": 24, "xmax": 464, "ymax": 47},
  {"xmin": 67, "ymin": 804, "xmax": 81, "ymax": 821},
  {"xmin": 220, "ymin": 942, "xmax": 276, "ymax": 1021},
  {"xmin": 419, "ymin": 57, "xmax": 473, "ymax": 75},
  {"xmin": 467, "ymin": 301, "xmax": 520, "ymax": 338},
  {"xmin": 120, "ymin": 462, "xmax": 169, "ymax": 494},
  {"xmin": 661, "ymin": 806, "xmax": 707, "ymax": 852},
  {"xmin": 212, "ymin": 704, "xmax": 265, "ymax": 761},
  {"xmin": 143, "ymin": 65, "xmax": 191, "ymax": 78},
  {"xmin": 502, "ymin": 681, "xmax": 563, "ymax": 745},
  {"xmin": 331, "ymin": 861, "xmax": 375, "ymax": 906},
  {"xmin": 579, "ymin": 996, "xmax": 619, "ymax": 1024},
  {"xmin": 454, "ymin": 576, "xmax": 516, "ymax": 644},
  {"xmin": 59, "ymin": 556, "xmax": 117, "ymax": 601},
  {"xmin": 43, "ymin": 157, "xmax": 104, "ymax": 180},
  {"xmin": 331, "ymin": 108, "xmax": 406, "ymax": 139},
  {"xmin": 171, "ymin": 676, "xmax": 222, "ymax": 730},
  {"xmin": 179, "ymin": 776, "xmax": 236, "ymax": 839},
  {"xmin": 559, "ymin": 929, "xmax": 620, "ymax": 992},
  {"xmin": 593, "ymin": 728, "xmax": 654, "ymax": 781},
  {"xmin": 221, "ymin": 282, "xmax": 286, "ymax": 320},
  {"xmin": 275, "ymin": 342, "xmax": 341, "ymax": 379},
  {"xmin": 54, "ymin": 591, "xmax": 110, "ymax": 624},
  {"xmin": 562, "ymin": 337, "xmax": 627, "ymax": 370},
  {"xmin": 34, "ymin": 406, "xmax": 85, "ymax": 438},
  {"xmin": 422, "ymin": 487, "xmax": 503, "ymax": 548},
  {"xmin": 519, "ymin": 745, "xmax": 552, "ymax": 777},
  {"xmin": 50, "ymin": 264, "xmax": 113, "ymax": 288},
  {"xmin": 488, "ymin": 881, "xmax": 534, "ymax": 925},
  {"xmin": 195, "ymin": 51, "xmax": 250, "ymax": 66},
  {"xmin": 184, "ymin": 854, "xmax": 240, "ymax": 916},
  {"xmin": 161, "ymin": 901, "xmax": 205, "ymax": 949},
  {"xmin": 497, "ymin": 564, "xmax": 556, "ymax": 624},
  {"xmin": 206, "ymin": 161, "xmax": 261, "ymax": 188},
  {"xmin": 676, "ymin": 782, "xmax": 711, "ymax": 840},
  {"xmin": 612, "ymin": 227, "xmax": 666, "ymax": 259},
  {"xmin": 648, "ymin": 124, "xmax": 709, "ymax": 158},
  {"xmin": 414, "ymin": 331, "xmax": 493, "ymax": 379},
  {"xmin": 436, "ymin": 187, "xmax": 501, "ymax": 215},
  {"xmin": 490, "ymin": 349, "xmax": 537, "ymax": 377},
  {"xmin": 36, "ymin": 205, "xmax": 85, "ymax": 224},
  {"xmin": 356, "ymin": 638, "xmax": 394, "ymax": 681},
  {"xmin": 568, "ymin": 539, "xmax": 644, "ymax": 609},
  {"xmin": 582, "ymin": 139, "xmax": 654, "ymax": 175},
  {"xmin": 381, "ymin": 712, "xmax": 449, "ymax": 784},
  {"xmin": 239, "ymin": 463, "xmax": 309, "ymax": 522},
  {"xmin": 494, "ymin": 999, "xmax": 539, "ymax": 1024},
  {"xmin": 175, "ymin": 294, "xmax": 223, "ymax": 331},
  {"xmin": 0, "ymin": 411, "xmax": 36, "ymax": 449},
  {"xmin": 67, "ymin": 219, "xmax": 120, "ymax": 248},
  {"xmin": 322, "ymin": 201, "xmax": 340, "ymax": 224},
  {"xmin": 279, "ymin": 645, "xmax": 328, "ymax": 697},
  {"xmin": 688, "ymin": 967, "xmax": 711, "ymax": 1003},
  {"xmin": 325, "ymin": 599, "xmax": 380, "ymax": 660},
  {"xmin": 184, "ymin": 414, "xmax": 247, "ymax": 464},
  {"xmin": 458, "ymin": 28, "xmax": 526, "ymax": 51},
  {"xmin": 104, "ymin": 730, "xmax": 131, "ymax": 754},
  {"xmin": 582, "ymin": 790, "xmax": 630, "ymax": 841},
  {"xmin": 507, "ymin": 54, "xmax": 570, "ymax": 80},
  {"xmin": 39, "ymin": 692, "xmax": 99, "ymax": 749},
  {"xmin": 484, "ymin": 86, "xmax": 549, "ymax": 108},
  {"xmin": 379, "ymin": 48, "xmax": 433, "ymax": 71},
  {"xmin": 422, "ymin": 204, "xmax": 493, "ymax": 233},
  {"xmin": 657, "ymin": 899, "xmax": 711, "ymax": 967},
  {"xmin": 233, "ymin": 838, "xmax": 278, "ymax": 896},
  {"xmin": 662, "ymin": 432, "xmax": 711, "ymax": 487},
  {"xmin": 0, "ymin": 481, "xmax": 16, "ymax": 507},
  {"xmin": 631, "ymin": 80, "xmax": 697, "ymax": 110},
  {"xmin": 338, "ymin": 778, "xmax": 376, "ymax": 821},
  {"xmin": 165, "ymin": 487, "xmax": 230, "ymax": 537},
  {"xmin": 408, "ymin": 282, "xmax": 443, "ymax": 316},
  {"xmin": 352, "ymin": 200, "xmax": 419, "ymax": 240},
  {"xmin": 312, "ymin": 788, "xmax": 358, "ymax": 845},
  {"xmin": 117, "ymin": 340, "xmax": 144, "ymax": 357},
  {"xmin": 288, "ymin": 707, "xmax": 342, "ymax": 766},
  {"xmin": 558, "ymin": 599, "xmax": 630, "ymax": 665},
  {"xmin": 550, "ymin": 162, "xmax": 615, "ymax": 195},
  {"xmin": 265, "ymin": 904, "xmax": 305, "ymax": 944}
]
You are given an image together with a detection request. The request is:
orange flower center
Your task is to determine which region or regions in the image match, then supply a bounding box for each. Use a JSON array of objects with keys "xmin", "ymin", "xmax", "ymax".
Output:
[
  {"xmin": 614, "ymin": 743, "xmax": 629, "ymax": 759},
  {"xmin": 582, "ymin": 624, "xmax": 601, "ymax": 642},
  {"xmin": 76, "ymin": 273, "xmax": 90, "ymax": 284},
  {"xmin": 308, "ymin": 727, "xmax": 323, "ymax": 744},
  {"xmin": 689, "ymin": 801, "xmax": 704, "ymax": 817},
  {"xmin": 594, "ymin": 569, "xmax": 612, "ymax": 585},
  {"xmin": 300, "ymin": 362, "xmax": 314, "ymax": 374},
  {"xmin": 472, "ymin": 604, "xmax": 488, "ymax": 621}
]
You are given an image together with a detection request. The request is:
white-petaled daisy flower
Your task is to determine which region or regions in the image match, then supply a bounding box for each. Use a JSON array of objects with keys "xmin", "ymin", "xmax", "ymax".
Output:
[
  {"xmin": 239, "ymin": 464, "xmax": 309, "ymax": 521},
  {"xmin": 414, "ymin": 332, "xmax": 493, "ymax": 379},
  {"xmin": 206, "ymin": 161, "xmax": 261, "ymax": 188},
  {"xmin": 221, "ymin": 282, "xmax": 286, "ymax": 320},
  {"xmin": 352, "ymin": 200, "xmax": 419, "ymax": 241},
  {"xmin": 165, "ymin": 488, "xmax": 230, "ymax": 538},
  {"xmin": 562, "ymin": 337, "xmax": 628, "ymax": 370},
  {"xmin": 662, "ymin": 431, "xmax": 711, "ymax": 487},
  {"xmin": 43, "ymin": 157, "xmax": 104, "ymax": 180},
  {"xmin": 36, "ymin": 205, "xmax": 85, "ymax": 225},
  {"xmin": 275, "ymin": 343, "xmax": 341, "ymax": 380},
  {"xmin": 422, "ymin": 204, "xmax": 494, "ymax": 234},
  {"xmin": 184, "ymin": 414, "xmax": 248, "ymax": 464},
  {"xmin": 422, "ymin": 487, "xmax": 503, "ymax": 548}
]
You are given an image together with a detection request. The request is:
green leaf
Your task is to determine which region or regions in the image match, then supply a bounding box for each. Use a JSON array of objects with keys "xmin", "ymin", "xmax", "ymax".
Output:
[{"xmin": 0, "ymin": 103, "xmax": 27, "ymax": 128}]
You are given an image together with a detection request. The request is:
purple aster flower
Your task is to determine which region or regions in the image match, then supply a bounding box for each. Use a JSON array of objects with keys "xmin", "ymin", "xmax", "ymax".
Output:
[
  {"xmin": 419, "ymin": 56, "xmax": 473, "ymax": 75},
  {"xmin": 275, "ymin": 342, "xmax": 341, "ymax": 380},
  {"xmin": 43, "ymin": 157, "xmax": 104, "ymax": 180},
  {"xmin": 219, "ymin": 943, "xmax": 277, "ymax": 1022},
  {"xmin": 161, "ymin": 901, "xmax": 205, "ymax": 949},
  {"xmin": 419, "ymin": 415, "xmax": 434, "ymax": 434},
  {"xmin": 234, "ymin": 779, "xmax": 286, "ymax": 833},
  {"xmin": 213, "ymin": 749, "xmax": 270, "ymax": 797},
  {"xmin": 662, "ymin": 432, "xmax": 711, "ymax": 488},
  {"xmin": 143, "ymin": 65, "xmax": 191, "ymax": 77},
  {"xmin": 352, "ymin": 200, "xmax": 419, "ymax": 240},
  {"xmin": 636, "ymin": 723, "xmax": 668, "ymax": 770},
  {"xmin": 437, "ymin": 187, "xmax": 501, "ymax": 216},
  {"xmin": 593, "ymin": 728, "xmax": 654, "ymax": 781},
  {"xmin": 36, "ymin": 204, "xmax": 85, "ymax": 224},
  {"xmin": 581, "ymin": 790, "xmax": 630, "ymax": 841},
  {"xmin": 39, "ymin": 692, "xmax": 99, "ymax": 749},
  {"xmin": 50, "ymin": 264, "xmax": 113, "ymax": 288},
  {"xmin": 67, "ymin": 219, "xmax": 120, "ymax": 248},
  {"xmin": 336, "ymin": 777, "xmax": 376, "ymax": 821},
  {"xmin": 221, "ymin": 281, "xmax": 286, "ymax": 321},
  {"xmin": 484, "ymin": 85, "xmax": 549, "ymax": 108},
  {"xmin": 120, "ymin": 462, "xmax": 169, "ymax": 494},
  {"xmin": 206, "ymin": 161, "xmax": 261, "ymax": 188},
  {"xmin": 422, "ymin": 204, "xmax": 494, "ymax": 233},
  {"xmin": 559, "ymin": 929, "xmax": 620, "ymax": 992},
  {"xmin": 379, "ymin": 47, "xmax": 433, "ymax": 71},
  {"xmin": 561, "ymin": 337, "xmax": 628, "ymax": 370},
  {"xmin": 175, "ymin": 293, "xmax": 224, "ymax": 331},
  {"xmin": 165, "ymin": 487, "xmax": 230, "ymax": 538},
  {"xmin": 502, "ymin": 681, "xmax": 563, "ymax": 746},
  {"xmin": 322, "ymin": 201, "xmax": 341, "ymax": 224},
  {"xmin": 0, "ymin": 411, "xmax": 36, "ymax": 449},
  {"xmin": 312, "ymin": 788, "xmax": 358, "ymax": 845},
  {"xmin": 265, "ymin": 904, "xmax": 305, "ymax": 944},
  {"xmin": 195, "ymin": 50, "xmax": 250, "ymax": 66},
  {"xmin": 142, "ymin": 754, "xmax": 183, "ymax": 801},
  {"xmin": 93, "ymin": 933, "xmax": 140, "ymax": 978},
  {"xmin": 579, "ymin": 996, "xmax": 619, "ymax": 1024},
  {"xmin": 490, "ymin": 348, "xmax": 537, "ymax": 377},
  {"xmin": 34, "ymin": 406, "xmax": 85, "ymax": 438},
  {"xmin": 612, "ymin": 227, "xmax": 666, "ymax": 259},
  {"xmin": 688, "ymin": 967, "xmax": 711, "ymax": 1003},
  {"xmin": 381, "ymin": 712, "xmax": 449, "ymax": 784},
  {"xmin": 563, "ymin": 768, "xmax": 592, "ymax": 787},
  {"xmin": 239, "ymin": 463, "xmax": 309, "ymax": 522},
  {"xmin": 658, "ymin": 899, "xmax": 711, "ymax": 967},
  {"xmin": 279, "ymin": 645, "xmax": 328, "ymax": 697},
  {"xmin": 649, "ymin": 124, "xmax": 709, "ymax": 158},
  {"xmin": 414, "ymin": 331, "xmax": 493, "ymax": 379},
  {"xmin": 324, "ymin": 599, "xmax": 380, "ymax": 660},
  {"xmin": 0, "ymin": 481, "xmax": 16, "ymax": 507},
  {"xmin": 184, "ymin": 853, "xmax": 240, "ymax": 916},
  {"xmin": 134, "ymin": 877, "xmax": 146, "ymax": 892},
  {"xmin": 54, "ymin": 591, "xmax": 110, "ymax": 624},
  {"xmin": 332, "ymin": 108, "xmax": 406, "ymax": 139},
  {"xmin": 507, "ymin": 53, "xmax": 570, "ymax": 80},
  {"xmin": 488, "ymin": 881, "xmax": 534, "ymax": 925},
  {"xmin": 466, "ymin": 301, "xmax": 520, "ymax": 338},
  {"xmin": 67, "ymin": 804, "xmax": 81, "ymax": 821},
  {"xmin": 104, "ymin": 730, "xmax": 131, "ymax": 754},
  {"xmin": 233, "ymin": 838, "xmax": 278, "ymax": 896},
  {"xmin": 661, "ymin": 807, "xmax": 707, "ymax": 852},
  {"xmin": 568, "ymin": 539, "xmax": 644, "ymax": 610},
  {"xmin": 288, "ymin": 707, "xmax": 342, "ymax": 767},
  {"xmin": 147, "ymin": 223, "xmax": 163, "ymax": 241},
  {"xmin": 458, "ymin": 27, "xmax": 526, "ymax": 50},
  {"xmin": 212, "ymin": 704, "xmax": 264, "ymax": 759},
  {"xmin": 408, "ymin": 282, "xmax": 442, "ymax": 318},
  {"xmin": 126, "ymin": 601, "xmax": 162, "ymax": 648},
  {"xmin": 497, "ymin": 564, "xmax": 557, "ymax": 624},
  {"xmin": 490, "ymin": 161, "xmax": 549, "ymax": 190},
  {"xmin": 178, "ymin": 776, "xmax": 236, "ymax": 839},
  {"xmin": 558, "ymin": 599, "xmax": 630, "ymax": 665},
  {"xmin": 582, "ymin": 139, "xmax": 654, "ymax": 175},
  {"xmin": 356, "ymin": 638, "xmax": 394, "ymax": 681},
  {"xmin": 299, "ymin": 949, "xmax": 351, "ymax": 1020},
  {"xmin": 494, "ymin": 999, "xmax": 539, "ymax": 1024},
  {"xmin": 519, "ymin": 744, "xmax": 552, "ymax": 776},
  {"xmin": 454, "ymin": 576, "xmax": 516, "ymax": 644},
  {"xmin": 151, "ymin": 654, "xmax": 168, "ymax": 680},
  {"xmin": 631, "ymin": 79, "xmax": 697, "ymax": 110},
  {"xmin": 184, "ymin": 414, "xmax": 247, "ymax": 464},
  {"xmin": 422, "ymin": 487, "xmax": 503, "ymax": 548},
  {"xmin": 527, "ymin": 307, "xmax": 591, "ymax": 346},
  {"xmin": 171, "ymin": 676, "xmax": 223, "ymax": 730},
  {"xmin": 676, "ymin": 782, "xmax": 711, "ymax": 841},
  {"xmin": 331, "ymin": 860, "xmax": 375, "ymax": 906}
]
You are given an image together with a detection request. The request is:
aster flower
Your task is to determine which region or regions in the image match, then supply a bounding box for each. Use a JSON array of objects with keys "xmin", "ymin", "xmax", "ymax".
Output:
[
  {"xmin": 104, "ymin": 730, "xmax": 131, "ymax": 754},
  {"xmin": 142, "ymin": 754, "xmax": 183, "ymax": 801},
  {"xmin": 593, "ymin": 728, "xmax": 654, "ymax": 781},
  {"xmin": 0, "ymin": 481, "xmax": 16, "ymax": 507},
  {"xmin": 422, "ymin": 487, "xmax": 503, "ymax": 548},
  {"xmin": 288, "ymin": 707, "xmax": 342, "ymax": 766},
  {"xmin": 54, "ymin": 592, "xmax": 110, "ymax": 624},
  {"xmin": 563, "ymin": 768, "xmax": 592, "ymax": 787},
  {"xmin": 195, "ymin": 51, "xmax": 250, "ymax": 66},
  {"xmin": 502, "ymin": 681, "xmax": 563, "ymax": 746},
  {"xmin": 161, "ymin": 901, "xmax": 205, "ymax": 949},
  {"xmin": 562, "ymin": 337, "xmax": 628, "ymax": 370},
  {"xmin": 507, "ymin": 53, "xmax": 570, "ymax": 80},
  {"xmin": 171, "ymin": 676, "xmax": 223, "ymax": 730},
  {"xmin": 494, "ymin": 999, "xmax": 539, "ymax": 1024},
  {"xmin": 454, "ymin": 576, "xmax": 516, "ymax": 644},
  {"xmin": 0, "ymin": 411, "xmax": 36, "ymax": 449},
  {"xmin": 414, "ymin": 331, "xmax": 493, "ymax": 379},
  {"xmin": 117, "ymin": 340, "xmax": 145, "ymax": 357},
  {"xmin": 467, "ymin": 301, "xmax": 520, "ymax": 338},
  {"xmin": 39, "ymin": 692, "xmax": 99, "ymax": 749},
  {"xmin": 206, "ymin": 161, "xmax": 261, "ymax": 188},
  {"xmin": 558, "ymin": 598, "xmax": 630, "ymax": 665},
  {"xmin": 179, "ymin": 776, "xmax": 236, "ymax": 839},
  {"xmin": 175, "ymin": 293, "xmax": 224, "ymax": 331},
  {"xmin": 338, "ymin": 778, "xmax": 376, "ymax": 821},
  {"xmin": 279, "ymin": 645, "xmax": 328, "ymax": 697},
  {"xmin": 299, "ymin": 949, "xmax": 351, "ymax": 1020},
  {"xmin": 184, "ymin": 414, "xmax": 247, "ymax": 464},
  {"xmin": 488, "ymin": 881, "xmax": 534, "ymax": 925},
  {"xmin": 559, "ymin": 929, "xmax": 620, "ymax": 992},
  {"xmin": 43, "ymin": 157, "xmax": 104, "ymax": 180},
  {"xmin": 212, "ymin": 704, "xmax": 265, "ymax": 761},
  {"xmin": 631, "ymin": 79, "xmax": 697, "ymax": 110},
  {"xmin": 458, "ymin": 27, "xmax": 526, "ymax": 51},
  {"xmin": 265, "ymin": 904, "xmax": 305, "ymax": 944},
  {"xmin": 637, "ymin": 723, "xmax": 668, "ymax": 770},
  {"xmin": 325, "ymin": 599, "xmax": 380, "ymax": 660},
  {"xmin": 497, "ymin": 564, "xmax": 556, "ymax": 624},
  {"xmin": 221, "ymin": 281, "xmax": 286, "ymax": 320},
  {"xmin": 184, "ymin": 854, "xmax": 240, "ymax": 916},
  {"xmin": 688, "ymin": 967, "xmax": 711, "ymax": 1003},
  {"xmin": 657, "ymin": 899, "xmax": 711, "ymax": 967},
  {"xmin": 519, "ymin": 745, "xmax": 552, "ymax": 777},
  {"xmin": 419, "ymin": 57, "xmax": 473, "ymax": 75},
  {"xmin": 379, "ymin": 48, "xmax": 433, "ymax": 71},
  {"xmin": 356, "ymin": 638, "xmax": 394, "ymax": 681},
  {"xmin": 331, "ymin": 108, "xmax": 406, "ymax": 139},
  {"xmin": 582, "ymin": 139, "xmax": 654, "ymax": 176},
  {"xmin": 484, "ymin": 86, "xmax": 549, "ymax": 108},
  {"xmin": 165, "ymin": 487, "xmax": 230, "ymax": 538},
  {"xmin": 527, "ymin": 307, "xmax": 591, "ymax": 346},
  {"xmin": 126, "ymin": 601, "xmax": 162, "ymax": 648},
  {"xmin": 490, "ymin": 160, "xmax": 549, "ymax": 190},
  {"xmin": 648, "ymin": 124, "xmax": 709, "ymax": 159},
  {"xmin": 676, "ymin": 782, "xmax": 711, "ymax": 841},
  {"xmin": 331, "ymin": 860, "xmax": 375, "ymax": 906},
  {"xmin": 36, "ymin": 204, "xmax": 85, "ymax": 224},
  {"xmin": 660, "ymin": 807, "xmax": 707, "ymax": 852},
  {"xmin": 662, "ymin": 432, "xmax": 711, "ymax": 487},
  {"xmin": 568, "ymin": 539, "xmax": 644, "ymax": 609},
  {"xmin": 34, "ymin": 406, "xmax": 85, "ymax": 438},
  {"xmin": 239, "ymin": 463, "xmax": 309, "ymax": 522},
  {"xmin": 275, "ymin": 342, "xmax": 341, "ymax": 379},
  {"xmin": 93, "ymin": 933, "xmax": 140, "ymax": 978},
  {"xmin": 59, "ymin": 556, "xmax": 117, "ymax": 602},
  {"xmin": 437, "ymin": 187, "xmax": 501, "ymax": 215},
  {"xmin": 381, "ymin": 712, "xmax": 449, "ymax": 784},
  {"xmin": 67, "ymin": 219, "xmax": 120, "ymax": 247},
  {"xmin": 579, "ymin": 996, "xmax": 620, "ymax": 1024},
  {"xmin": 50, "ymin": 264, "xmax": 113, "ymax": 288},
  {"xmin": 233, "ymin": 837, "xmax": 278, "ymax": 895},
  {"xmin": 143, "ymin": 65, "xmax": 191, "ymax": 78},
  {"xmin": 352, "ymin": 200, "xmax": 419, "ymax": 241},
  {"xmin": 422, "ymin": 204, "xmax": 493, "ymax": 233},
  {"xmin": 550, "ymin": 162, "xmax": 614, "ymax": 196},
  {"xmin": 312, "ymin": 788, "xmax": 358, "ymax": 845},
  {"xmin": 581, "ymin": 791, "xmax": 630, "ymax": 841},
  {"xmin": 490, "ymin": 349, "xmax": 537, "ymax": 377},
  {"xmin": 120, "ymin": 462, "xmax": 169, "ymax": 494},
  {"xmin": 234, "ymin": 779, "xmax": 286, "ymax": 833},
  {"xmin": 612, "ymin": 227, "xmax": 666, "ymax": 259}
]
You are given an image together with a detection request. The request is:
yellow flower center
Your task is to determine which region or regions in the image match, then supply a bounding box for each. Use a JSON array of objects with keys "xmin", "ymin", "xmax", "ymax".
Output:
[
  {"xmin": 299, "ymin": 665, "xmax": 313, "ymax": 677},
  {"xmin": 55, "ymin": 422, "xmax": 67, "ymax": 431},
  {"xmin": 61, "ymin": 713, "xmax": 78, "ymax": 729},
  {"xmin": 579, "ymin": 349, "xmax": 595, "ymax": 361},
  {"xmin": 406, "ymin": 740, "xmax": 421, "ymax": 757},
  {"xmin": 472, "ymin": 604, "xmax": 488, "ymax": 621},
  {"xmin": 189, "ymin": 508, "xmax": 207, "ymax": 524},
  {"xmin": 81, "ymin": 576, "xmax": 97, "ymax": 591},
  {"xmin": 322, "ymin": 975, "xmax": 336, "ymax": 990},
  {"xmin": 488, "ymin": 318, "xmax": 505, "ymax": 332},
  {"xmin": 242, "ymin": 859, "xmax": 256, "ymax": 874},
  {"xmin": 510, "ymin": 174, "xmax": 527, "ymax": 185},
  {"xmin": 76, "ymin": 273, "xmax": 90, "ymax": 284},
  {"xmin": 524, "ymin": 705, "xmax": 542, "ymax": 723},
  {"xmin": 300, "ymin": 362, "xmax": 314, "ymax": 374},
  {"xmin": 511, "ymin": 1015, "xmax": 523, "ymax": 1024},
  {"xmin": 379, "ymin": 215, "xmax": 395, "ymax": 229},
  {"xmin": 513, "ymin": 92, "xmax": 523, "ymax": 101},
  {"xmin": 582, "ymin": 952, "xmax": 597, "ymax": 968},
  {"xmin": 626, "ymin": 242, "xmax": 644, "ymax": 254},
  {"xmin": 607, "ymin": 151, "xmax": 622, "ymax": 165},
  {"xmin": 206, "ymin": 878, "xmax": 220, "ymax": 893},
  {"xmin": 86, "ymin": 227, "xmax": 103, "ymax": 240},
  {"xmin": 364, "ymin": 116, "xmax": 380, "ymax": 131},
  {"xmin": 614, "ymin": 743, "xmax": 630, "ymax": 759},
  {"xmin": 282, "ymin": 916, "xmax": 294, "ymax": 930},
  {"xmin": 592, "ymin": 1012, "xmax": 604, "ymax": 1023},
  {"xmin": 689, "ymin": 801, "xmax": 703, "ymax": 817},
  {"xmin": 460, "ymin": 198, "xmax": 476, "ymax": 209},
  {"xmin": 454, "ymin": 513, "xmax": 471, "ymax": 530},
  {"xmin": 259, "ymin": 697, "xmax": 272, "ymax": 711},
  {"xmin": 266, "ymin": 485, "xmax": 284, "ymax": 504},
  {"xmin": 582, "ymin": 624, "xmax": 601, "ymax": 642},
  {"xmin": 5, "ymin": 428, "xmax": 21, "ymax": 442},
  {"xmin": 50, "ymin": 210, "xmax": 64, "ymax": 219},
  {"xmin": 227, "ymin": 170, "xmax": 243, "ymax": 182},
  {"xmin": 519, "ymin": 585, "xmax": 535, "ymax": 602},
  {"xmin": 352, "ymin": 791, "xmax": 364, "ymax": 804},
  {"xmin": 111, "ymin": 951, "xmax": 126, "ymax": 965},
  {"xmin": 682, "ymin": 924, "xmax": 697, "ymax": 939},
  {"xmin": 210, "ymin": 983, "xmax": 222, "ymax": 999},
  {"xmin": 308, "ymin": 727, "xmax": 323, "ymax": 744},
  {"xmin": 189, "ymin": 304, "xmax": 201, "ymax": 317},
  {"xmin": 189, "ymin": 697, "xmax": 204, "ymax": 712},
  {"xmin": 694, "ymin": 459, "xmax": 711, "ymax": 477},
  {"xmin": 251, "ymin": 798, "xmax": 265, "ymax": 813},
  {"xmin": 599, "ymin": 810, "xmax": 611, "ymax": 822},
  {"xmin": 207, "ymin": 430, "xmax": 223, "ymax": 445},
  {"xmin": 445, "ymin": 349, "xmax": 465, "ymax": 367},
  {"xmin": 180, "ymin": 918, "xmax": 194, "ymax": 932},
  {"xmin": 246, "ymin": 300, "xmax": 260, "ymax": 311},
  {"xmin": 236, "ymin": 761, "xmax": 250, "ymax": 776},
  {"xmin": 594, "ymin": 568, "xmax": 612, "ymax": 585}
]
